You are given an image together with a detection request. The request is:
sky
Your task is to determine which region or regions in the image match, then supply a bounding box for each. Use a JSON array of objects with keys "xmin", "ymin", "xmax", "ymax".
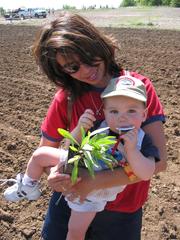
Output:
[{"xmin": 0, "ymin": 0, "xmax": 122, "ymax": 10}]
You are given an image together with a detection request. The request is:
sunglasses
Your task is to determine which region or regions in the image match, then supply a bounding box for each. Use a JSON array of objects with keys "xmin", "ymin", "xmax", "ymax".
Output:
[{"xmin": 61, "ymin": 62, "xmax": 81, "ymax": 74}]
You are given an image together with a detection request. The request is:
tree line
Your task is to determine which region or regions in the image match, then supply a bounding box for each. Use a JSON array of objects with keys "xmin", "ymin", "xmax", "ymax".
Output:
[{"xmin": 121, "ymin": 0, "xmax": 180, "ymax": 7}]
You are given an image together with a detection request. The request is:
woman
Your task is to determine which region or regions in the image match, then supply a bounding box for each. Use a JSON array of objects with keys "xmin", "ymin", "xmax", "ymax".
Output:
[{"xmin": 32, "ymin": 13, "xmax": 167, "ymax": 240}]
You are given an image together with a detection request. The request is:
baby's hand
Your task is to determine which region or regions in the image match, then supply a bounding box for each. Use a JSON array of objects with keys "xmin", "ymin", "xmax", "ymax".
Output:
[
  {"xmin": 120, "ymin": 128, "xmax": 138, "ymax": 152},
  {"xmin": 77, "ymin": 109, "xmax": 96, "ymax": 131}
]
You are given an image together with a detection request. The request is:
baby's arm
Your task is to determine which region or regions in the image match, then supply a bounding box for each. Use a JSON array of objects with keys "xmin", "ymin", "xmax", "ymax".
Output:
[
  {"xmin": 71, "ymin": 109, "xmax": 96, "ymax": 143},
  {"xmin": 119, "ymin": 128, "xmax": 155, "ymax": 180}
]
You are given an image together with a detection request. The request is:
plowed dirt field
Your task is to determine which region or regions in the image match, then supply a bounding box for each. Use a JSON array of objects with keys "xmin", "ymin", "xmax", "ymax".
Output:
[{"xmin": 0, "ymin": 21, "xmax": 180, "ymax": 239}]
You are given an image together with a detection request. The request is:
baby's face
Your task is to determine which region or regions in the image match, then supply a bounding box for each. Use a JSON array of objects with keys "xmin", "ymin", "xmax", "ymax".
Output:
[{"xmin": 103, "ymin": 95, "xmax": 147, "ymax": 133}]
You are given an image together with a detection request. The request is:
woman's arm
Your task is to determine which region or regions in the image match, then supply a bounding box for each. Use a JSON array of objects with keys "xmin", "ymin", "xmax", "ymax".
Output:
[
  {"xmin": 142, "ymin": 121, "xmax": 167, "ymax": 173},
  {"xmin": 48, "ymin": 164, "xmax": 133, "ymax": 201},
  {"xmin": 39, "ymin": 136, "xmax": 60, "ymax": 148}
]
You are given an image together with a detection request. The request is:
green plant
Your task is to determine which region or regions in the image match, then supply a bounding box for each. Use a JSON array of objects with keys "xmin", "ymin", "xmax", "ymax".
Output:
[{"xmin": 58, "ymin": 127, "xmax": 117, "ymax": 183}]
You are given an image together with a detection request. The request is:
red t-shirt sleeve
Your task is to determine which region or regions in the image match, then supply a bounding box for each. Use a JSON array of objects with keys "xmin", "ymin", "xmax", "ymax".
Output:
[
  {"xmin": 41, "ymin": 89, "xmax": 68, "ymax": 142},
  {"xmin": 131, "ymin": 72, "xmax": 165, "ymax": 125}
]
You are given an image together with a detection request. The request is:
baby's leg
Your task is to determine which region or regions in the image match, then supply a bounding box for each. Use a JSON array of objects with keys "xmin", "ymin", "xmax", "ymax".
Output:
[
  {"xmin": 3, "ymin": 147, "xmax": 68, "ymax": 202},
  {"xmin": 66, "ymin": 210, "xmax": 96, "ymax": 240},
  {"xmin": 25, "ymin": 146, "xmax": 68, "ymax": 181}
]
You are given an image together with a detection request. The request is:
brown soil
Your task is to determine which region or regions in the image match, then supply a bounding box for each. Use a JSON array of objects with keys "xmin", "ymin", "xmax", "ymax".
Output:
[{"xmin": 0, "ymin": 23, "xmax": 180, "ymax": 240}]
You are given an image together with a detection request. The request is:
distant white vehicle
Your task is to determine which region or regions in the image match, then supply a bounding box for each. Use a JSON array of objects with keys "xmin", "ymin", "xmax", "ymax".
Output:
[
  {"xmin": 4, "ymin": 8, "xmax": 31, "ymax": 20},
  {"xmin": 4, "ymin": 8, "xmax": 47, "ymax": 20},
  {"xmin": 30, "ymin": 8, "xmax": 47, "ymax": 18}
]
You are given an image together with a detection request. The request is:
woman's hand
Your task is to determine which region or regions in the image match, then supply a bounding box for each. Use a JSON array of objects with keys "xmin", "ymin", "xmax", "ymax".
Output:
[
  {"xmin": 47, "ymin": 165, "xmax": 93, "ymax": 201},
  {"xmin": 76, "ymin": 109, "xmax": 96, "ymax": 131},
  {"xmin": 48, "ymin": 165, "xmax": 74, "ymax": 193},
  {"xmin": 64, "ymin": 168, "xmax": 95, "ymax": 202}
]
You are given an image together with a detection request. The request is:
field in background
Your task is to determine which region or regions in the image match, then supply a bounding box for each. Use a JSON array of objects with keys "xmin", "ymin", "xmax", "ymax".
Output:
[
  {"xmin": 79, "ymin": 7, "xmax": 180, "ymax": 29},
  {"xmin": 0, "ymin": 6, "xmax": 180, "ymax": 29}
]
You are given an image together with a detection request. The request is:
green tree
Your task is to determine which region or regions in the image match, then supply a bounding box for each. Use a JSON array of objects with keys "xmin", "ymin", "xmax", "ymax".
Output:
[
  {"xmin": 62, "ymin": 5, "xmax": 76, "ymax": 10},
  {"xmin": 121, "ymin": 0, "xmax": 136, "ymax": 7},
  {"xmin": 136, "ymin": 0, "xmax": 179, "ymax": 6},
  {"xmin": 150, "ymin": 0, "xmax": 162, "ymax": 5},
  {"xmin": 170, "ymin": 0, "xmax": 180, "ymax": 7},
  {"xmin": 162, "ymin": 0, "xmax": 171, "ymax": 5},
  {"xmin": 136, "ymin": 0, "xmax": 149, "ymax": 5}
]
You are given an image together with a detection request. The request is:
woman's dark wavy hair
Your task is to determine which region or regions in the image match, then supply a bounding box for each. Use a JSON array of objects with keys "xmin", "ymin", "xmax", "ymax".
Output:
[{"xmin": 32, "ymin": 12, "xmax": 122, "ymax": 99}]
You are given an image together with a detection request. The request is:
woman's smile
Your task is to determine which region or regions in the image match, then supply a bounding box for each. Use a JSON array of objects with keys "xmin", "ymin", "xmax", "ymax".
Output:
[
  {"xmin": 56, "ymin": 53, "xmax": 111, "ymax": 88},
  {"xmin": 86, "ymin": 68, "xmax": 98, "ymax": 81}
]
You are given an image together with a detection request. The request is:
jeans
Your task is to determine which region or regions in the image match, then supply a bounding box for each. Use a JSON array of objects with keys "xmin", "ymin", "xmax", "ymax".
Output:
[{"xmin": 41, "ymin": 192, "xmax": 142, "ymax": 240}]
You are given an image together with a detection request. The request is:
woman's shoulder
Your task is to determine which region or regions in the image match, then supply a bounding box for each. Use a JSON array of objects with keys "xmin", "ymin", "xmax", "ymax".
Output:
[
  {"xmin": 54, "ymin": 88, "xmax": 68, "ymax": 103},
  {"xmin": 120, "ymin": 70, "xmax": 152, "ymax": 87},
  {"xmin": 128, "ymin": 71, "xmax": 155, "ymax": 93},
  {"xmin": 129, "ymin": 71, "xmax": 151, "ymax": 84}
]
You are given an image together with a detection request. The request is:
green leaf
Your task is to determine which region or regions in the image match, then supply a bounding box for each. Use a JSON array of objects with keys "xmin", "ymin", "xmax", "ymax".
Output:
[
  {"xmin": 69, "ymin": 145, "xmax": 78, "ymax": 152},
  {"xmin": 80, "ymin": 127, "xmax": 86, "ymax": 140},
  {"xmin": 71, "ymin": 160, "xmax": 79, "ymax": 183},
  {"xmin": 90, "ymin": 133, "xmax": 107, "ymax": 141},
  {"xmin": 82, "ymin": 143, "xmax": 93, "ymax": 151},
  {"xmin": 68, "ymin": 155, "xmax": 81, "ymax": 164},
  {"xmin": 81, "ymin": 132, "xmax": 91, "ymax": 148},
  {"xmin": 90, "ymin": 134, "xmax": 116, "ymax": 147},
  {"xmin": 84, "ymin": 150, "xmax": 99, "ymax": 168},
  {"xmin": 101, "ymin": 159, "xmax": 113, "ymax": 170},
  {"xmin": 83, "ymin": 152, "xmax": 95, "ymax": 178},
  {"xmin": 57, "ymin": 128, "xmax": 79, "ymax": 146},
  {"xmin": 95, "ymin": 137, "xmax": 116, "ymax": 146}
]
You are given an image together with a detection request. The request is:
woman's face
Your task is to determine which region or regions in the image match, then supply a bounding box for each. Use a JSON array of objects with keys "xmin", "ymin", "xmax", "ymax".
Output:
[{"xmin": 56, "ymin": 53, "xmax": 111, "ymax": 88}]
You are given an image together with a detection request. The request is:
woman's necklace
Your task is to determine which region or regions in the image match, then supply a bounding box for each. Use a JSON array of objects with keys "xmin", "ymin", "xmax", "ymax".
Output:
[{"xmin": 90, "ymin": 93, "xmax": 103, "ymax": 116}]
